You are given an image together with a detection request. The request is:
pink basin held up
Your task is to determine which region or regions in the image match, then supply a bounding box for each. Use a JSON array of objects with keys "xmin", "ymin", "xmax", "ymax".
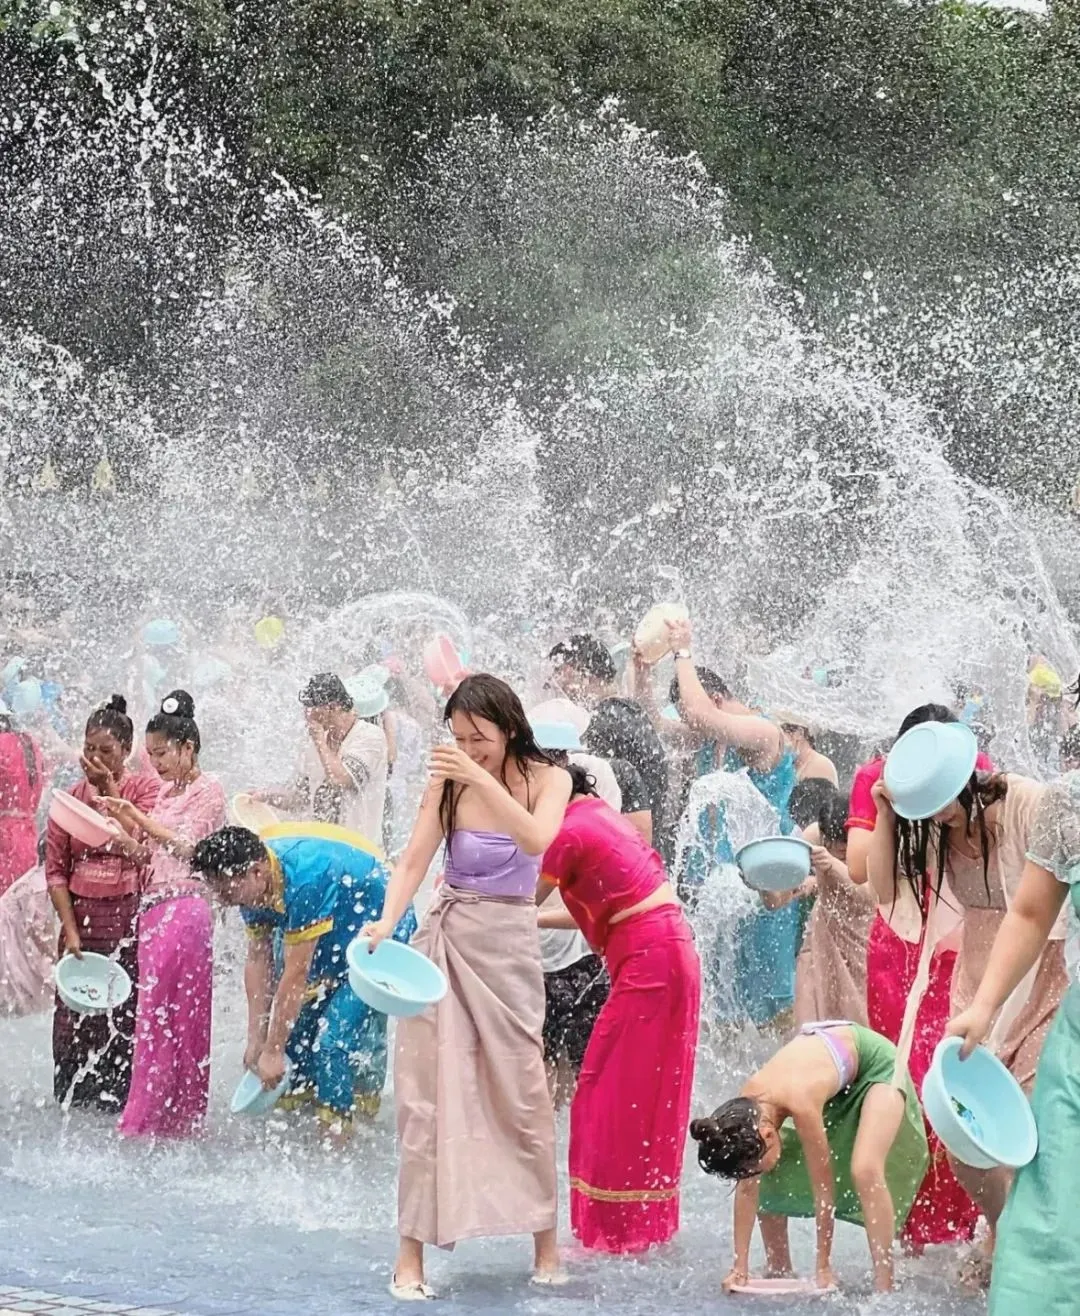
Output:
[
  {"xmin": 48, "ymin": 790, "xmax": 121, "ymax": 848},
  {"xmin": 423, "ymin": 634, "xmax": 468, "ymax": 693}
]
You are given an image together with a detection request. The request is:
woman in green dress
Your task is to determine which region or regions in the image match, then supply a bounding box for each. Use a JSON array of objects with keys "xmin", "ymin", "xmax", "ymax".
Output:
[{"xmin": 690, "ymin": 1021, "xmax": 928, "ymax": 1294}]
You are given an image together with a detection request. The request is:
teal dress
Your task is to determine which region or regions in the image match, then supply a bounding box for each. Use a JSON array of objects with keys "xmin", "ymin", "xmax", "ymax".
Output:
[
  {"xmin": 241, "ymin": 836, "xmax": 417, "ymax": 1124},
  {"xmin": 990, "ymin": 779, "xmax": 1080, "ymax": 1313},
  {"xmin": 682, "ymin": 739, "xmax": 805, "ymax": 1026}
]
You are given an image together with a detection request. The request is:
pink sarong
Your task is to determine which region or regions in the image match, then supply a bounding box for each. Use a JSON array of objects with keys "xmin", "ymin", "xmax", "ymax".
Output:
[
  {"xmin": 118, "ymin": 895, "xmax": 212, "ymax": 1138},
  {"xmin": 394, "ymin": 886, "xmax": 556, "ymax": 1248},
  {"xmin": 0, "ymin": 865, "xmax": 56, "ymax": 1018},
  {"xmin": 570, "ymin": 903, "xmax": 701, "ymax": 1253}
]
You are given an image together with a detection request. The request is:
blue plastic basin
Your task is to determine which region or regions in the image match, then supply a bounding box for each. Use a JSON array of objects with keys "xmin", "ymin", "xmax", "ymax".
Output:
[
  {"xmin": 923, "ymin": 1037, "xmax": 1037, "ymax": 1170},
  {"xmin": 55, "ymin": 952, "xmax": 132, "ymax": 1016},
  {"xmin": 884, "ymin": 721, "xmax": 978, "ymax": 821},
  {"xmin": 230, "ymin": 1060, "xmax": 292, "ymax": 1117},
  {"xmin": 346, "ymin": 936, "xmax": 448, "ymax": 1018},
  {"xmin": 735, "ymin": 836, "xmax": 812, "ymax": 893}
]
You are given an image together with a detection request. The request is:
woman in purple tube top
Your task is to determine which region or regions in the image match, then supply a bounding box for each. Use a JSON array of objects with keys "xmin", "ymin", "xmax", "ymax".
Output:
[{"xmin": 362, "ymin": 673, "xmax": 573, "ymax": 1301}]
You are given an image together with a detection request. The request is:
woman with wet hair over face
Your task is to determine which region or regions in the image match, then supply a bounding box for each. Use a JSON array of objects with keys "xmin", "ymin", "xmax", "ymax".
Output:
[
  {"xmin": 98, "ymin": 690, "xmax": 225, "ymax": 1138},
  {"xmin": 867, "ymin": 719, "xmax": 1067, "ymax": 1288},
  {"xmin": 845, "ymin": 703, "xmax": 989, "ymax": 1252},
  {"xmin": 360, "ymin": 673, "xmax": 572, "ymax": 1300},
  {"xmin": 45, "ymin": 695, "xmax": 160, "ymax": 1110},
  {"xmin": 692, "ymin": 1021, "xmax": 927, "ymax": 1295}
]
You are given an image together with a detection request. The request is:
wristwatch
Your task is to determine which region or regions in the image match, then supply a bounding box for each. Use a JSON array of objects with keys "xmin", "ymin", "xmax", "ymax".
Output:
[{"xmin": 673, "ymin": 649, "xmax": 692, "ymax": 661}]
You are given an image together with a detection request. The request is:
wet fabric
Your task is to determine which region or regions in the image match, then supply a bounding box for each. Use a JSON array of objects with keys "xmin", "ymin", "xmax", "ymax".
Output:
[
  {"xmin": 608, "ymin": 757, "xmax": 650, "ymax": 815},
  {"xmin": 0, "ymin": 864, "xmax": 56, "ymax": 1018},
  {"xmin": 244, "ymin": 836, "xmax": 412, "ymax": 985},
  {"xmin": 245, "ymin": 835, "xmax": 415, "ymax": 1120},
  {"xmin": 0, "ymin": 729, "xmax": 42, "ymax": 897},
  {"xmin": 987, "ymin": 787, "xmax": 1080, "ymax": 1311},
  {"xmin": 45, "ymin": 772, "xmax": 160, "ymax": 900},
  {"xmin": 583, "ymin": 698, "xmax": 669, "ymax": 852},
  {"xmin": 52, "ymin": 891, "xmax": 139, "ymax": 1110},
  {"xmin": 395, "ymin": 884, "xmax": 556, "ymax": 1248},
  {"xmin": 991, "ymin": 920, "xmax": 1080, "ymax": 1312},
  {"xmin": 119, "ymin": 777, "xmax": 225, "ymax": 1138},
  {"xmin": 794, "ymin": 853, "xmax": 875, "ymax": 1028},
  {"xmin": 444, "ymin": 829, "xmax": 541, "ymax": 898},
  {"xmin": 946, "ymin": 776, "xmax": 1067, "ymax": 1091},
  {"xmin": 1027, "ymin": 769, "xmax": 1080, "ymax": 981},
  {"xmin": 541, "ymin": 795, "xmax": 666, "ymax": 954},
  {"xmin": 542, "ymin": 950, "xmax": 609, "ymax": 1071},
  {"xmin": 569, "ymin": 904, "xmax": 700, "ymax": 1253},
  {"xmin": 689, "ymin": 738, "xmax": 805, "ymax": 1025},
  {"xmin": 285, "ymin": 976, "xmax": 395, "ymax": 1120},
  {"xmin": 758, "ymin": 1024, "xmax": 929, "ymax": 1232},
  {"xmin": 118, "ymin": 895, "xmax": 212, "ymax": 1137},
  {"xmin": 866, "ymin": 911, "xmax": 978, "ymax": 1246}
]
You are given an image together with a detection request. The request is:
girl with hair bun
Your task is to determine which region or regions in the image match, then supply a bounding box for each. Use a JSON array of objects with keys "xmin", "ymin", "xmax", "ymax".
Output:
[
  {"xmin": 100, "ymin": 689, "xmax": 225, "ymax": 1137},
  {"xmin": 46, "ymin": 695, "xmax": 160, "ymax": 1109},
  {"xmin": 692, "ymin": 1022, "xmax": 927, "ymax": 1295}
]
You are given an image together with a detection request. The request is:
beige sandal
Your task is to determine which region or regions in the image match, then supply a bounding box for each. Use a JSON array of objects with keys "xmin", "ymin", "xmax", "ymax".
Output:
[{"xmin": 389, "ymin": 1274, "xmax": 436, "ymax": 1301}]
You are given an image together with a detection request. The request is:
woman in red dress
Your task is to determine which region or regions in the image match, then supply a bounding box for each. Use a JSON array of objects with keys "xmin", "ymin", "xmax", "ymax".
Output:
[{"xmin": 538, "ymin": 779, "xmax": 701, "ymax": 1254}]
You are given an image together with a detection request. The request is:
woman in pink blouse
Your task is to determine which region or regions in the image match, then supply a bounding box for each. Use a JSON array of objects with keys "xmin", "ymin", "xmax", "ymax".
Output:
[
  {"xmin": 101, "ymin": 690, "xmax": 225, "ymax": 1138},
  {"xmin": 46, "ymin": 695, "xmax": 160, "ymax": 1109}
]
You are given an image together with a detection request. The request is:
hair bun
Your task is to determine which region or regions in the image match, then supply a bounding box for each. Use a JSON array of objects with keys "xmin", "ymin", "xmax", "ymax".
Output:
[
  {"xmin": 161, "ymin": 689, "xmax": 195, "ymax": 719},
  {"xmin": 105, "ymin": 693, "xmax": 128, "ymax": 714},
  {"xmin": 689, "ymin": 1118, "xmax": 712, "ymax": 1142}
]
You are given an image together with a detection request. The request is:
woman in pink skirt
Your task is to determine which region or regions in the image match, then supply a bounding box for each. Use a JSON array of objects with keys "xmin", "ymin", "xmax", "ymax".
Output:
[
  {"xmin": 102, "ymin": 690, "xmax": 225, "ymax": 1137},
  {"xmin": 538, "ymin": 787, "xmax": 701, "ymax": 1253}
]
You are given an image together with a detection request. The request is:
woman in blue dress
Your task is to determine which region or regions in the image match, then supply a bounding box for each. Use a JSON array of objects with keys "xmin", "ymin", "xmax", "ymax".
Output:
[
  {"xmin": 192, "ymin": 825, "xmax": 417, "ymax": 1139},
  {"xmin": 663, "ymin": 620, "xmax": 804, "ymax": 1027}
]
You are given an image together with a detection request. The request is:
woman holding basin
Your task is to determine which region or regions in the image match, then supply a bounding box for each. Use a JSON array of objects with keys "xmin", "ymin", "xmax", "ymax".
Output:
[
  {"xmin": 360, "ymin": 673, "xmax": 572, "ymax": 1300},
  {"xmin": 867, "ymin": 718, "xmax": 1067, "ymax": 1287},
  {"xmin": 98, "ymin": 691, "xmax": 226, "ymax": 1138},
  {"xmin": 191, "ymin": 825, "xmax": 416, "ymax": 1139},
  {"xmin": 948, "ymin": 770, "xmax": 1080, "ymax": 1313},
  {"xmin": 46, "ymin": 694, "xmax": 159, "ymax": 1109}
]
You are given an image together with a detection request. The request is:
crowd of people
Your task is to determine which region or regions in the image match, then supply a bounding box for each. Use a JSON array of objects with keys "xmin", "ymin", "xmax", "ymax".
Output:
[{"xmin": 2, "ymin": 602, "xmax": 1080, "ymax": 1311}]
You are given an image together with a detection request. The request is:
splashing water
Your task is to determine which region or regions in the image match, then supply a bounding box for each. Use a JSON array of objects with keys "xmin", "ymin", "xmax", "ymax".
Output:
[{"xmin": 0, "ymin": 22, "xmax": 1072, "ymax": 1312}]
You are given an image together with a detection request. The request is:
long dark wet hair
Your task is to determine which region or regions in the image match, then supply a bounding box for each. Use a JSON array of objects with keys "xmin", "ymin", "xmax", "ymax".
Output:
[
  {"xmin": 888, "ymin": 703, "xmax": 1006, "ymax": 912},
  {"xmin": 439, "ymin": 674, "xmax": 558, "ymax": 849}
]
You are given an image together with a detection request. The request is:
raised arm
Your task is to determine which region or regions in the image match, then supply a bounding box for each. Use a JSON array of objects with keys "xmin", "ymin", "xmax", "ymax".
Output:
[
  {"xmin": 429, "ymin": 748, "xmax": 572, "ymax": 854},
  {"xmin": 864, "ymin": 779, "xmax": 899, "ymax": 907}
]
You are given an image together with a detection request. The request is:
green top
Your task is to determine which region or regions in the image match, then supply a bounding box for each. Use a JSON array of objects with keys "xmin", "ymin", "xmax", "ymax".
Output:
[{"xmin": 757, "ymin": 1024, "xmax": 929, "ymax": 1230}]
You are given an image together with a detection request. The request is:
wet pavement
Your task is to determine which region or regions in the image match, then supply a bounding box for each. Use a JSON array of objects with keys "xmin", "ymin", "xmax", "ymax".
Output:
[{"xmin": 1, "ymin": 933, "xmax": 986, "ymax": 1316}]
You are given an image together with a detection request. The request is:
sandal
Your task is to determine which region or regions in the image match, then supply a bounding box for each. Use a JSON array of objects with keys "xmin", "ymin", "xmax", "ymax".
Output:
[
  {"xmin": 389, "ymin": 1274, "xmax": 436, "ymax": 1301},
  {"xmin": 530, "ymin": 1269, "xmax": 569, "ymax": 1287}
]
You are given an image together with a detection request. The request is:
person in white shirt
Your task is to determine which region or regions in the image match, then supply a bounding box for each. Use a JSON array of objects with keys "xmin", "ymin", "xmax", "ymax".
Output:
[{"xmin": 253, "ymin": 671, "xmax": 389, "ymax": 850}]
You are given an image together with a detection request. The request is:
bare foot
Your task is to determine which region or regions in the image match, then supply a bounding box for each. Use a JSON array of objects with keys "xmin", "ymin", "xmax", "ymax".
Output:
[{"xmin": 532, "ymin": 1229, "xmax": 564, "ymax": 1284}]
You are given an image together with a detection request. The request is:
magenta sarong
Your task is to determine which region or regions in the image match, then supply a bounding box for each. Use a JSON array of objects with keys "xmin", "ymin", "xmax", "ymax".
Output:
[
  {"xmin": 118, "ymin": 895, "xmax": 212, "ymax": 1138},
  {"xmin": 569, "ymin": 903, "xmax": 701, "ymax": 1253}
]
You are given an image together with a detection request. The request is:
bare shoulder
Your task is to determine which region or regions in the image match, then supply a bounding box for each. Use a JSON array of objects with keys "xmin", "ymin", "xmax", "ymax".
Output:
[{"xmin": 531, "ymin": 760, "xmax": 573, "ymax": 799}]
